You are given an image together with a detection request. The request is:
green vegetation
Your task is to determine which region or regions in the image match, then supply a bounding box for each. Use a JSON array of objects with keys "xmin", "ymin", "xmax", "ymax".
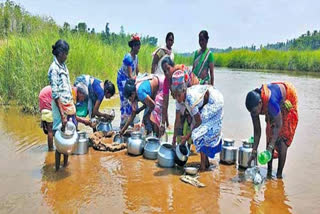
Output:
[{"xmin": 0, "ymin": 1, "xmax": 155, "ymax": 113}]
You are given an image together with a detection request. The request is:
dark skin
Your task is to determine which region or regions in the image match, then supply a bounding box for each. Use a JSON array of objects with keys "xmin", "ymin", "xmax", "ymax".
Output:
[
  {"xmin": 119, "ymin": 77, "xmax": 160, "ymax": 136},
  {"xmin": 151, "ymin": 35, "xmax": 174, "ymax": 74},
  {"xmin": 192, "ymin": 33, "xmax": 214, "ymax": 86},
  {"xmin": 172, "ymin": 89, "xmax": 210, "ymax": 171},
  {"xmin": 42, "ymin": 121, "xmax": 53, "ymax": 151},
  {"xmin": 247, "ymin": 84, "xmax": 287, "ymax": 179},
  {"xmin": 90, "ymin": 80, "xmax": 114, "ymax": 121},
  {"xmin": 128, "ymin": 43, "xmax": 140, "ymax": 79},
  {"xmin": 160, "ymin": 63, "xmax": 200, "ymax": 137}
]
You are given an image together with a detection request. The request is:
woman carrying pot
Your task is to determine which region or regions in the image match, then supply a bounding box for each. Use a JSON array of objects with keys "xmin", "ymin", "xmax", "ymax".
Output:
[
  {"xmin": 170, "ymin": 71, "xmax": 224, "ymax": 171},
  {"xmin": 245, "ymin": 82, "xmax": 298, "ymax": 179}
]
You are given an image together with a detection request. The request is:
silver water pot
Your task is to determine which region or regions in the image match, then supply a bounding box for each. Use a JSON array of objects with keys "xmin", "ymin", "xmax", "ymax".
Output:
[
  {"xmin": 96, "ymin": 121, "xmax": 112, "ymax": 132},
  {"xmin": 157, "ymin": 143, "xmax": 175, "ymax": 168},
  {"xmin": 54, "ymin": 121, "xmax": 78, "ymax": 155},
  {"xmin": 73, "ymin": 131, "xmax": 89, "ymax": 155},
  {"xmin": 143, "ymin": 137, "xmax": 161, "ymax": 160},
  {"xmin": 127, "ymin": 131, "xmax": 145, "ymax": 155},
  {"xmin": 220, "ymin": 138, "xmax": 238, "ymax": 165},
  {"xmin": 238, "ymin": 139, "xmax": 257, "ymax": 168}
]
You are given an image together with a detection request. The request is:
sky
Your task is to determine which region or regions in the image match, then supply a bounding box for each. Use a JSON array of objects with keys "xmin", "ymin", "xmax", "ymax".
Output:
[{"xmin": 11, "ymin": 0, "xmax": 320, "ymax": 52}]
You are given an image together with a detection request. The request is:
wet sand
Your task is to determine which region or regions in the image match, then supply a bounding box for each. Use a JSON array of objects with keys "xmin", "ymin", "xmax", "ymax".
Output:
[{"xmin": 0, "ymin": 68, "xmax": 319, "ymax": 213}]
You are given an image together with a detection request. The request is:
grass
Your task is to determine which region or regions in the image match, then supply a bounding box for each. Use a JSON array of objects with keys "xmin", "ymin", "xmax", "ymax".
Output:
[{"xmin": 0, "ymin": 31, "xmax": 154, "ymax": 113}]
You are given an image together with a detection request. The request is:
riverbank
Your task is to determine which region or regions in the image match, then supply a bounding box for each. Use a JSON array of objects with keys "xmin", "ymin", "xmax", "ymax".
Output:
[{"xmin": 175, "ymin": 49, "xmax": 320, "ymax": 73}]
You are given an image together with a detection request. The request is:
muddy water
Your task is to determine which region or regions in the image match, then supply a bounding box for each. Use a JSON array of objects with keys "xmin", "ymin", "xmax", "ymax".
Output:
[{"xmin": 1, "ymin": 68, "xmax": 320, "ymax": 213}]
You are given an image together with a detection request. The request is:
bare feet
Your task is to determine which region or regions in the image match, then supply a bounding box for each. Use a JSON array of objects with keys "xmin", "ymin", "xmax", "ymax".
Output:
[{"xmin": 276, "ymin": 173, "xmax": 283, "ymax": 179}]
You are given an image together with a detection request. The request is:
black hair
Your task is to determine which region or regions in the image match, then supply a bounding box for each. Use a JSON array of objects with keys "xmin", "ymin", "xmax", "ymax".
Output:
[
  {"xmin": 52, "ymin": 39, "xmax": 69, "ymax": 57},
  {"xmin": 124, "ymin": 79, "xmax": 136, "ymax": 99},
  {"xmin": 245, "ymin": 88, "xmax": 261, "ymax": 112},
  {"xmin": 128, "ymin": 40, "xmax": 141, "ymax": 48},
  {"xmin": 166, "ymin": 32, "xmax": 174, "ymax": 42},
  {"xmin": 199, "ymin": 30, "xmax": 209, "ymax": 41},
  {"xmin": 161, "ymin": 56, "xmax": 175, "ymax": 73},
  {"xmin": 104, "ymin": 80, "xmax": 115, "ymax": 97}
]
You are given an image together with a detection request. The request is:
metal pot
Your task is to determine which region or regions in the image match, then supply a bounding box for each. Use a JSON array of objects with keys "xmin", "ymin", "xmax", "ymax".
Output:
[
  {"xmin": 143, "ymin": 137, "xmax": 160, "ymax": 160},
  {"xmin": 96, "ymin": 121, "xmax": 112, "ymax": 132},
  {"xmin": 238, "ymin": 139, "xmax": 257, "ymax": 168},
  {"xmin": 127, "ymin": 131, "xmax": 145, "ymax": 155},
  {"xmin": 157, "ymin": 143, "xmax": 175, "ymax": 168},
  {"xmin": 220, "ymin": 138, "xmax": 238, "ymax": 165},
  {"xmin": 174, "ymin": 144, "xmax": 190, "ymax": 166},
  {"xmin": 54, "ymin": 122, "xmax": 78, "ymax": 155},
  {"xmin": 73, "ymin": 131, "xmax": 89, "ymax": 155}
]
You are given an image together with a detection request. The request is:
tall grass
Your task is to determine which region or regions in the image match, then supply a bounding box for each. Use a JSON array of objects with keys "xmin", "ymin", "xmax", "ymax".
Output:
[
  {"xmin": 214, "ymin": 49, "xmax": 320, "ymax": 72},
  {"xmin": 0, "ymin": 31, "xmax": 154, "ymax": 113}
]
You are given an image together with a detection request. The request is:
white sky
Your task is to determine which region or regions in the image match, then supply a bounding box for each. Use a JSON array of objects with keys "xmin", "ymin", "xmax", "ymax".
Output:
[{"xmin": 11, "ymin": 0, "xmax": 320, "ymax": 52}]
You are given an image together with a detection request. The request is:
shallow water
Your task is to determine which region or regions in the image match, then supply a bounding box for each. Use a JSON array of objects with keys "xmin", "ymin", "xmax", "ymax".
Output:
[{"xmin": 0, "ymin": 68, "xmax": 319, "ymax": 213}]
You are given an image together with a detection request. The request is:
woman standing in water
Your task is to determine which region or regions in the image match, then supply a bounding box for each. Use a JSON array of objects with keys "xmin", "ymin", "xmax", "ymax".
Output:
[
  {"xmin": 48, "ymin": 39, "xmax": 75, "ymax": 171},
  {"xmin": 117, "ymin": 35, "xmax": 140, "ymax": 128},
  {"xmin": 246, "ymin": 82, "xmax": 298, "ymax": 179},
  {"xmin": 192, "ymin": 30, "xmax": 214, "ymax": 85},
  {"xmin": 170, "ymin": 71, "xmax": 224, "ymax": 171},
  {"xmin": 151, "ymin": 32, "xmax": 174, "ymax": 75}
]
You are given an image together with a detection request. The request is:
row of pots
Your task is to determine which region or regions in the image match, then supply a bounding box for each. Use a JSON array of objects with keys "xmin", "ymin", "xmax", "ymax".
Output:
[
  {"xmin": 220, "ymin": 138, "xmax": 257, "ymax": 168},
  {"xmin": 127, "ymin": 132, "xmax": 190, "ymax": 168}
]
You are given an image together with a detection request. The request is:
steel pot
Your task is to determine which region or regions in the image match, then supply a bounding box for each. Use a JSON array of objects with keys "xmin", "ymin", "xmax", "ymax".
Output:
[
  {"xmin": 238, "ymin": 139, "xmax": 257, "ymax": 168},
  {"xmin": 73, "ymin": 131, "xmax": 89, "ymax": 155},
  {"xmin": 96, "ymin": 121, "xmax": 112, "ymax": 132},
  {"xmin": 143, "ymin": 137, "xmax": 160, "ymax": 160},
  {"xmin": 127, "ymin": 131, "xmax": 145, "ymax": 155},
  {"xmin": 157, "ymin": 143, "xmax": 175, "ymax": 168},
  {"xmin": 220, "ymin": 138, "xmax": 238, "ymax": 165},
  {"xmin": 54, "ymin": 122, "xmax": 78, "ymax": 155},
  {"xmin": 174, "ymin": 144, "xmax": 190, "ymax": 166}
]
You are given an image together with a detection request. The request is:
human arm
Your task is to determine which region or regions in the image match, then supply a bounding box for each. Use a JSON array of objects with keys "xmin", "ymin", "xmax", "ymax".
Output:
[
  {"xmin": 151, "ymin": 54, "xmax": 160, "ymax": 74},
  {"xmin": 266, "ymin": 113, "xmax": 283, "ymax": 152},
  {"xmin": 247, "ymin": 114, "xmax": 262, "ymax": 166},
  {"xmin": 181, "ymin": 112, "xmax": 201, "ymax": 145},
  {"xmin": 119, "ymin": 101, "xmax": 138, "ymax": 135},
  {"xmin": 160, "ymin": 94, "xmax": 169, "ymax": 136},
  {"xmin": 209, "ymin": 62, "xmax": 214, "ymax": 86},
  {"xmin": 172, "ymin": 110, "xmax": 181, "ymax": 147},
  {"xmin": 136, "ymin": 64, "xmax": 139, "ymax": 76},
  {"xmin": 75, "ymin": 116, "xmax": 95, "ymax": 128}
]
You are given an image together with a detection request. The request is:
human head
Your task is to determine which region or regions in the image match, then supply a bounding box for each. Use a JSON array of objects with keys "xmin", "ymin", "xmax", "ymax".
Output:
[
  {"xmin": 161, "ymin": 56, "xmax": 175, "ymax": 77},
  {"xmin": 76, "ymin": 82, "xmax": 88, "ymax": 102},
  {"xmin": 104, "ymin": 80, "xmax": 115, "ymax": 99},
  {"xmin": 124, "ymin": 79, "xmax": 137, "ymax": 103},
  {"xmin": 128, "ymin": 34, "xmax": 141, "ymax": 54},
  {"xmin": 165, "ymin": 32, "xmax": 174, "ymax": 50},
  {"xmin": 52, "ymin": 39, "xmax": 69, "ymax": 63},
  {"xmin": 199, "ymin": 30, "xmax": 209, "ymax": 50},
  {"xmin": 171, "ymin": 70, "xmax": 187, "ymax": 103},
  {"xmin": 245, "ymin": 88, "xmax": 262, "ymax": 116}
]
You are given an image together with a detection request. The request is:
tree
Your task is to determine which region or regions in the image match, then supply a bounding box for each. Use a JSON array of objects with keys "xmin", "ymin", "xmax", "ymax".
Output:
[
  {"xmin": 77, "ymin": 22, "xmax": 87, "ymax": 33},
  {"xmin": 63, "ymin": 22, "xmax": 70, "ymax": 31},
  {"xmin": 120, "ymin": 25, "xmax": 124, "ymax": 35},
  {"xmin": 105, "ymin": 22, "xmax": 110, "ymax": 36}
]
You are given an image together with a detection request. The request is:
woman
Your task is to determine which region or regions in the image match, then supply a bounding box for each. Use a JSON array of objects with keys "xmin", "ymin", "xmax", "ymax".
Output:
[
  {"xmin": 39, "ymin": 85, "xmax": 54, "ymax": 151},
  {"xmin": 171, "ymin": 72, "xmax": 224, "ymax": 171},
  {"xmin": 117, "ymin": 34, "xmax": 140, "ymax": 128},
  {"xmin": 160, "ymin": 57, "xmax": 199, "ymax": 143},
  {"xmin": 74, "ymin": 74, "xmax": 115, "ymax": 120},
  {"xmin": 119, "ymin": 74, "xmax": 165, "ymax": 137},
  {"xmin": 151, "ymin": 32, "xmax": 174, "ymax": 75},
  {"xmin": 245, "ymin": 82, "xmax": 298, "ymax": 179},
  {"xmin": 48, "ymin": 39, "xmax": 75, "ymax": 171},
  {"xmin": 192, "ymin": 30, "xmax": 214, "ymax": 85}
]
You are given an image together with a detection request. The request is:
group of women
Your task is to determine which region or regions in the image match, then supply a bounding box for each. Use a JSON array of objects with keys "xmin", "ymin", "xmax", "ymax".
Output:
[{"xmin": 40, "ymin": 30, "xmax": 299, "ymax": 178}]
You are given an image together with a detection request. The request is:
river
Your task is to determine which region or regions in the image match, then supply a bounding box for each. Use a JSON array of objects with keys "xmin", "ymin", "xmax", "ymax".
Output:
[{"xmin": 0, "ymin": 68, "xmax": 319, "ymax": 213}]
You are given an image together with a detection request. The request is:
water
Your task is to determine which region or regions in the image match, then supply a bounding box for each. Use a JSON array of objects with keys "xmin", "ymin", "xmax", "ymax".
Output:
[{"xmin": 1, "ymin": 68, "xmax": 320, "ymax": 213}]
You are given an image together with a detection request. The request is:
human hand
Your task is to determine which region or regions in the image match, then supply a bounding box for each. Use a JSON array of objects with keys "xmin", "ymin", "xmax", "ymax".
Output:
[
  {"xmin": 247, "ymin": 150, "xmax": 257, "ymax": 167},
  {"xmin": 180, "ymin": 135, "xmax": 189, "ymax": 145},
  {"xmin": 159, "ymin": 125, "xmax": 165, "ymax": 137}
]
